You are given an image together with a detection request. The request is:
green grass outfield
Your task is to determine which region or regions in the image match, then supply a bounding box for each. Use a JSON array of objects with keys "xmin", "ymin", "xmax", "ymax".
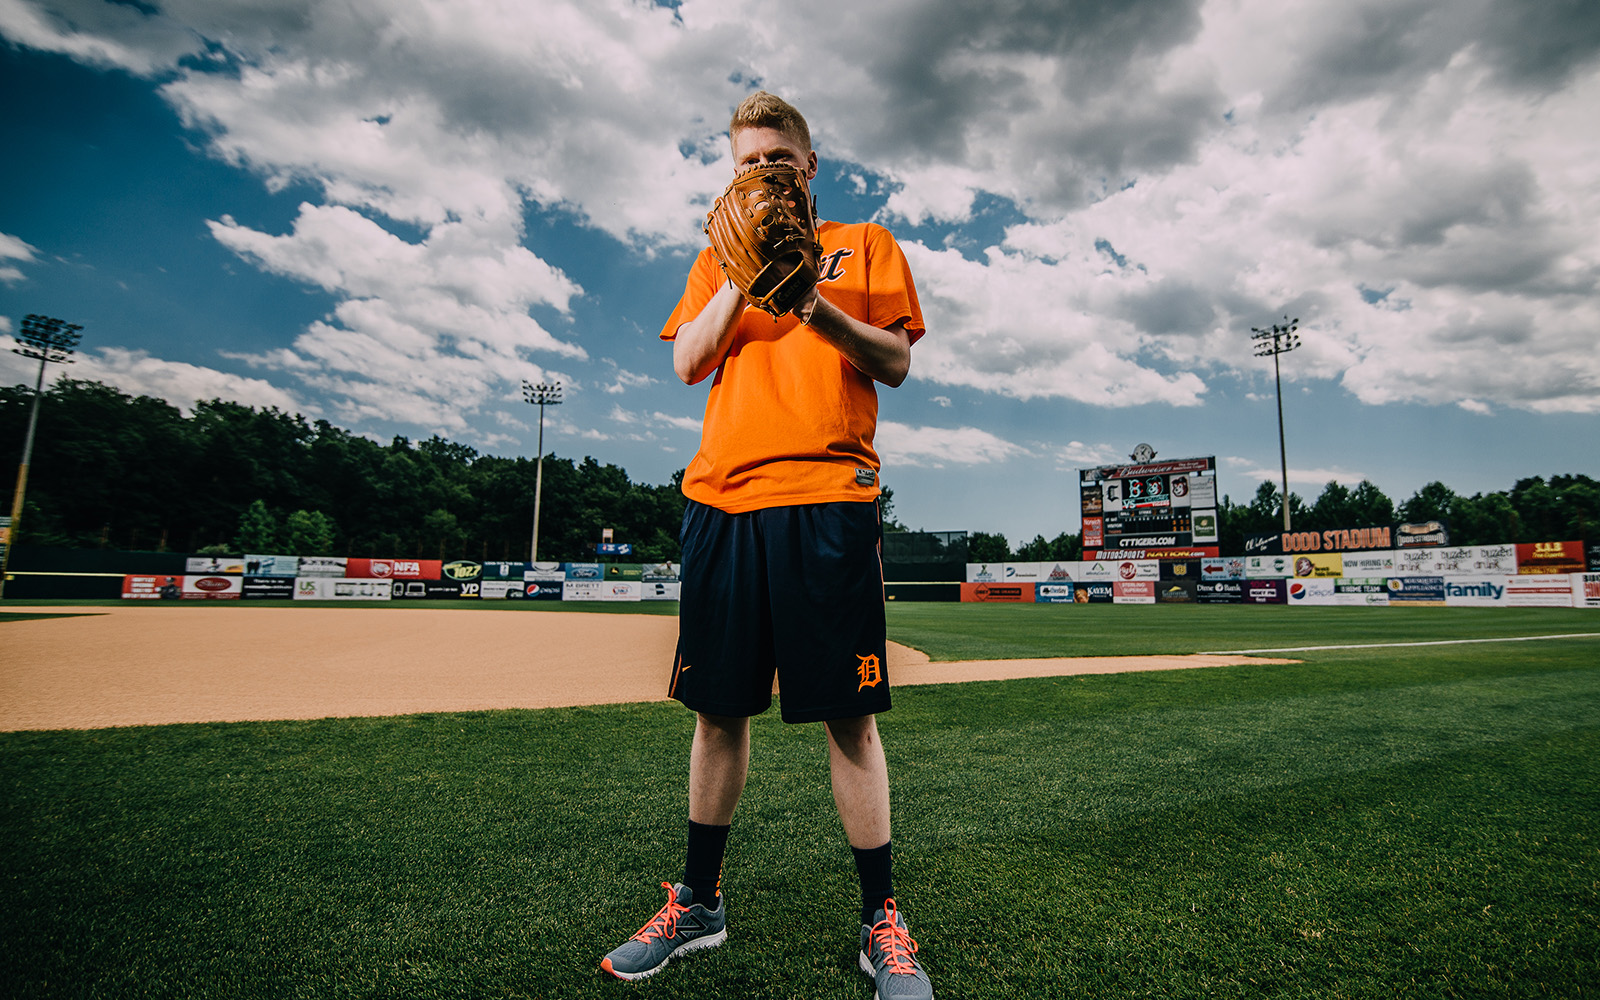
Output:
[{"xmin": 2, "ymin": 604, "xmax": 1597, "ymax": 998}]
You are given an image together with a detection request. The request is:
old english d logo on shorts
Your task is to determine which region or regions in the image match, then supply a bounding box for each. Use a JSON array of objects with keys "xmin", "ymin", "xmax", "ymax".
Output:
[{"xmin": 856, "ymin": 654, "xmax": 883, "ymax": 691}]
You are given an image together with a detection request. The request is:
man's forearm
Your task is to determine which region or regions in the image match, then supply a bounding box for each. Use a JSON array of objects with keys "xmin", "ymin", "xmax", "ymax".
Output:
[
  {"xmin": 673, "ymin": 283, "xmax": 748, "ymax": 384},
  {"xmin": 803, "ymin": 290, "xmax": 912, "ymax": 387}
]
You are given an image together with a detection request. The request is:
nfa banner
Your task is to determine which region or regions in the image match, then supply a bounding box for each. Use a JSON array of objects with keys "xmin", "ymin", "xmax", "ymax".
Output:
[
  {"xmin": 346, "ymin": 558, "xmax": 442, "ymax": 580},
  {"xmin": 1516, "ymin": 541, "xmax": 1584, "ymax": 575}
]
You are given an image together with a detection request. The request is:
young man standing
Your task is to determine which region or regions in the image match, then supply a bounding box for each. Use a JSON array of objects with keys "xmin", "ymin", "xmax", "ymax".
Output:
[{"xmin": 600, "ymin": 91, "xmax": 933, "ymax": 999}]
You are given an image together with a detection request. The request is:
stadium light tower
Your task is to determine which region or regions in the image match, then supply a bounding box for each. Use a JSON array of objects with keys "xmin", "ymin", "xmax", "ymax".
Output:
[
  {"xmin": 1251, "ymin": 315, "xmax": 1301, "ymax": 532},
  {"xmin": 3, "ymin": 315, "xmax": 83, "ymax": 599},
  {"xmin": 521, "ymin": 380, "xmax": 562, "ymax": 562}
]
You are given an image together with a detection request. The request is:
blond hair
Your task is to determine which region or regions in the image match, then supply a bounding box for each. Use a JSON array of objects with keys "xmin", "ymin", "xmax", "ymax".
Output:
[{"xmin": 729, "ymin": 91, "xmax": 811, "ymax": 152}]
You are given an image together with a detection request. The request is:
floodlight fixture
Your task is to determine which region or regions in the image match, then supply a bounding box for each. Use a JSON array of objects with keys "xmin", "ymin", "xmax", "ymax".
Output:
[
  {"xmin": 1250, "ymin": 315, "xmax": 1301, "ymax": 532},
  {"xmin": 4, "ymin": 315, "xmax": 86, "ymax": 599},
  {"xmin": 521, "ymin": 380, "xmax": 563, "ymax": 562}
]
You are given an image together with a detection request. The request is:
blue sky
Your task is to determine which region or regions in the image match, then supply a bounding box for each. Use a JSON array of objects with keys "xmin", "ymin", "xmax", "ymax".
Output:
[{"xmin": 2, "ymin": 0, "xmax": 1597, "ymax": 546}]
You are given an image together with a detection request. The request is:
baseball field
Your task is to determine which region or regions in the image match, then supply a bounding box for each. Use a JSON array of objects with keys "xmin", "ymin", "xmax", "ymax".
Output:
[{"xmin": 2, "ymin": 601, "xmax": 1597, "ymax": 998}]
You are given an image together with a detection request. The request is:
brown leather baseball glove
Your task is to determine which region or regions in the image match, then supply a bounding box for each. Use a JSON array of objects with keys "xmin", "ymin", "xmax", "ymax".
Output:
[{"xmin": 703, "ymin": 163, "xmax": 823, "ymax": 318}]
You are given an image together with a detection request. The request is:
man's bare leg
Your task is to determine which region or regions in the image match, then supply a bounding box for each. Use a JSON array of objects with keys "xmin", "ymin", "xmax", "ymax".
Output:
[
  {"xmin": 689, "ymin": 712, "xmax": 750, "ymax": 825},
  {"xmin": 824, "ymin": 714, "xmax": 890, "ymax": 848}
]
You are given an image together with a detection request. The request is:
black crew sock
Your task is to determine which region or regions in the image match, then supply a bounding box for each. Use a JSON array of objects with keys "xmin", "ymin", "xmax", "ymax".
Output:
[
  {"xmin": 851, "ymin": 841, "xmax": 895, "ymax": 925},
  {"xmin": 683, "ymin": 820, "xmax": 730, "ymax": 909}
]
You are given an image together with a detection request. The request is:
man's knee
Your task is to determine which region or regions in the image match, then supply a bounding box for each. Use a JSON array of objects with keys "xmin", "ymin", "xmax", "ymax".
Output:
[{"xmin": 825, "ymin": 714, "xmax": 879, "ymax": 752}]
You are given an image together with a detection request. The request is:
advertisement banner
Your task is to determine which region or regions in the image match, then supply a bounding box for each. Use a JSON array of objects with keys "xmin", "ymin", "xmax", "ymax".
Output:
[
  {"xmin": 1082, "ymin": 517, "xmax": 1104, "ymax": 548},
  {"xmin": 296, "ymin": 556, "xmax": 348, "ymax": 578},
  {"xmin": 1201, "ymin": 557, "xmax": 1245, "ymax": 581},
  {"xmin": 293, "ymin": 577, "xmax": 392, "ymax": 601},
  {"xmin": 1114, "ymin": 560, "xmax": 1159, "ymax": 581},
  {"xmin": 391, "ymin": 579, "xmax": 464, "ymax": 599},
  {"xmin": 122, "ymin": 574, "xmax": 185, "ymax": 600},
  {"xmin": 481, "ymin": 561, "xmax": 530, "ymax": 581},
  {"xmin": 1112, "ymin": 580, "xmax": 1156, "ymax": 604},
  {"xmin": 1468, "ymin": 544, "xmax": 1518, "ymax": 575},
  {"xmin": 563, "ymin": 562, "xmax": 604, "ymax": 581},
  {"xmin": 1156, "ymin": 580, "xmax": 1197, "ymax": 603},
  {"xmin": 1081, "ymin": 487, "xmax": 1103, "ymax": 516},
  {"xmin": 1425, "ymin": 546, "xmax": 1477, "ymax": 577},
  {"xmin": 1080, "ymin": 560, "xmax": 1118, "ymax": 582},
  {"xmin": 1188, "ymin": 476, "xmax": 1217, "ymax": 508},
  {"xmin": 563, "ymin": 579, "xmax": 605, "ymax": 601},
  {"xmin": 1504, "ymin": 575, "xmax": 1574, "ymax": 607},
  {"xmin": 242, "ymin": 576, "xmax": 295, "ymax": 599},
  {"xmin": 1080, "ymin": 581, "xmax": 1114, "ymax": 603},
  {"xmin": 479, "ymin": 580, "xmax": 526, "ymax": 599},
  {"xmin": 245, "ymin": 554, "xmax": 299, "ymax": 577},
  {"xmin": 1575, "ymin": 573, "xmax": 1600, "ymax": 609},
  {"xmin": 1040, "ymin": 562, "xmax": 1078, "ymax": 583},
  {"xmin": 1247, "ymin": 525, "xmax": 1396, "ymax": 556},
  {"xmin": 1516, "ymin": 541, "xmax": 1585, "ymax": 575},
  {"xmin": 441, "ymin": 560, "xmax": 483, "ymax": 583},
  {"xmin": 186, "ymin": 556, "xmax": 246, "ymax": 574},
  {"xmin": 1387, "ymin": 576, "xmax": 1446, "ymax": 605},
  {"xmin": 642, "ymin": 580, "xmax": 682, "ymax": 601},
  {"xmin": 966, "ymin": 563, "xmax": 1001, "ymax": 583},
  {"xmin": 1443, "ymin": 578, "xmax": 1511, "ymax": 606},
  {"xmin": 1287, "ymin": 579, "xmax": 1337, "ymax": 605},
  {"xmin": 1001, "ymin": 562, "xmax": 1041, "ymax": 582},
  {"xmin": 345, "ymin": 558, "xmax": 442, "ymax": 580},
  {"xmin": 598, "ymin": 581, "xmax": 642, "ymax": 601},
  {"xmin": 1191, "ymin": 510, "xmax": 1219, "ymax": 544},
  {"xmin": 1335, "ymin": 578, "xmax": 1390, "ymax": 606},
  {"xmin": 1341, "ymin": 551, "xmax": 1396, "ymax": 577},
  {"xmin": 1393, "ymin": 548, "xmax": 1436, "ymax": 576},
  {"xmin": 525, "ymin": 562, "xmax": 567, "ymax": 582},
  {"xmin": 1395, "ymin": 520, "xmax": 1449, "ymax": 548},
  {"xmin": 182, "ymin": 575, "xmax": 242, "ymax": 599},
  {"xmin": 1035, "ymin": 582, "xmax": 1076, "ymax": 603},
  {"xmin": 605, "ymin": 563, "xmax": 644, "ymax": 581},
  {"xmin": 1243, "ymin": 580, "xmax": 1287, "ymax": 604},
  {"xmin": 1159, "ymin": 560, "xmax": 1200, "ymax": 582},
  {"xmin": 1089, "ymin": 547, "xmax": 1219, "ymax": 561},
  {"xmin": 1196, "ymin": 580, "xmax": 1243, "ymax": 604},
  {"xmin": 641, "ymin": 562, "xmax": 681, "ymax": 581},
  {"xmin": 1102, "ymin": 482, "xmax": 1122, "ymax": 514},
  {"xmin": 1168, "ymin": 474, "xmax": 1192, "ymax": 508},
  {"xmin": 960, "ymin": 582, "xmax": 1035, "ymax": 603},
  {"xmin": 1244, "ymin": 554, "xmax": 1291, "ymax": 579},
  {"xmin": 1292, "ymin": 553, "xmax": 1344, "ymax": 578},
  {"xmin": 525, "ymin": 580, "xmax": 565, "ymax": 600}
]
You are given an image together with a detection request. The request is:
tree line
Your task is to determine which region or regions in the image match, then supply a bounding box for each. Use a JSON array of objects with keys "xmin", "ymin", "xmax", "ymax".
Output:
[
  {"xmin": 1, "ymin": 380, "xmax": 686, "ymax": 563},
  {"xmin": 3, "ymin": 379, "xmax": 1594, "ymax": 564}
]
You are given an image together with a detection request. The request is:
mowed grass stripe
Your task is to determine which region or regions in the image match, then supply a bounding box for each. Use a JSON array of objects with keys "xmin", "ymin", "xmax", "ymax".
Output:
[
  {"xmin": 1, "ymin": 615, "xmax": 1596, "ymax": 998},
  {"xmin": 1202, "ymin": 631, "xmax": 1600, "ymax": 654}
]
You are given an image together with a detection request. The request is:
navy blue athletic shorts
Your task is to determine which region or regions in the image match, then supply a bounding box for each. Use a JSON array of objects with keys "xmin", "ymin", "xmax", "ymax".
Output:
[{"xmin": 668, "ymin": 498, "xmax": 890, "ymax": 723}]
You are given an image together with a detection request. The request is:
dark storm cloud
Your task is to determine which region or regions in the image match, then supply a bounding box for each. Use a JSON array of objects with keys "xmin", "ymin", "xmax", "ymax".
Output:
[
  {"xmin": 1479, "ymin": 0, "xmax": 1600, "ymax": 88},
  {"xmin": 1118, "ymin": 278, "xmax": 1216, "ymax": 335}
]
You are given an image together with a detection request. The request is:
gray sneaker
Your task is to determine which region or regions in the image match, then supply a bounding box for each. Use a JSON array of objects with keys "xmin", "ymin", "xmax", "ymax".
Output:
[
  {"xmin": 601, "ymin": 882, "xmax": 727, "ymax": 981},
  {"xmin": 859, "ymin": 899, "xmax": 933, "ymax": 999}
]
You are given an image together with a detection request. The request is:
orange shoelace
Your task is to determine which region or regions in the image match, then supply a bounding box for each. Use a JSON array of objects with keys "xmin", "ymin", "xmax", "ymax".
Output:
[
  {"xmin": 868, "ymin": 898, "xmax": 920, "ymax": 974},
  {"xmin": 632, "ymin": 882, "xmax": 691, "ymax": 943}
]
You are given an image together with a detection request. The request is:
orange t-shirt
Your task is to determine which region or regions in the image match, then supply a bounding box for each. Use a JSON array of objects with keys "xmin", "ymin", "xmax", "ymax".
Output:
[{"xmin": 660, "ymin": 220, "xmax": 926, "ymax": 514}]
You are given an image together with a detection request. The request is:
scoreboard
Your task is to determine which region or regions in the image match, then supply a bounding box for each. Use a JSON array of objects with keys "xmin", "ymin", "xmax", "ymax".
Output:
[{"xmin": 1080, "ymin": 453, "xmax": 1219, "ymax": 556}]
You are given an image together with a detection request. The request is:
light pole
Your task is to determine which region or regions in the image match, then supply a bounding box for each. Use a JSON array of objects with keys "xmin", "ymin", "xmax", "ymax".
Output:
[
  {"xmin": 521, "ymin": 380, "xmax": 562, "ymax": 562},
  {"xmin": 1251, "ymin": 315, "xmax": 1301, "ymax": 532},
  {"xmin": 3, "ymin": 315, "xmax": 82, "ymax": 599}
]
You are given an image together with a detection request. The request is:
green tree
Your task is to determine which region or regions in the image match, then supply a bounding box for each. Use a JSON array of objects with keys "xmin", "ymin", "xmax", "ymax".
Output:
[
  {"xmin": 968, "ymin": 531, "xmax": 1009, "ymax": 563},
  {"xmin": 1348, "ymin": 480, "xmax": 1395, "ymax": 526},
  {"xmin": 1013, "ymin": 534, "xmax": 1051, "ymax": 561},
  {"xmin": 878, "ymin": 486, "xmax": 910, "ymax": 532},
  {"xmin": 1399, "ymin": 481, "xmax": 1457, "ymax": 524},
  {"xmin": 1047, "ymin": 532, "xmax": 1081, "ymax": 561},
  {"xmin": 284, "ymin": 510, "xmax": 337, "ymax": 556},
  {"xmin": 233, "ymin": 499, "xmax": 280, "ymax": 553},
  {"xmin": 422, "ymin": 508, "xmax": 464, "ymax": 561}
]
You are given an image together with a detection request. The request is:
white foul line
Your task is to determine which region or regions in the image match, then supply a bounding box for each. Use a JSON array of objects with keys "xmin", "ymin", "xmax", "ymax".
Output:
[{"xmin": 1199, "ymin": 632, "xmax": 1600, "ymax": 655}]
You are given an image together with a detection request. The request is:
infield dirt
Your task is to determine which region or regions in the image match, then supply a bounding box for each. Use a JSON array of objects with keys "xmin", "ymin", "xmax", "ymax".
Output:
[{"xmin": 1, "ymin": 605, "xmax": 1295, "ymax": 731}]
